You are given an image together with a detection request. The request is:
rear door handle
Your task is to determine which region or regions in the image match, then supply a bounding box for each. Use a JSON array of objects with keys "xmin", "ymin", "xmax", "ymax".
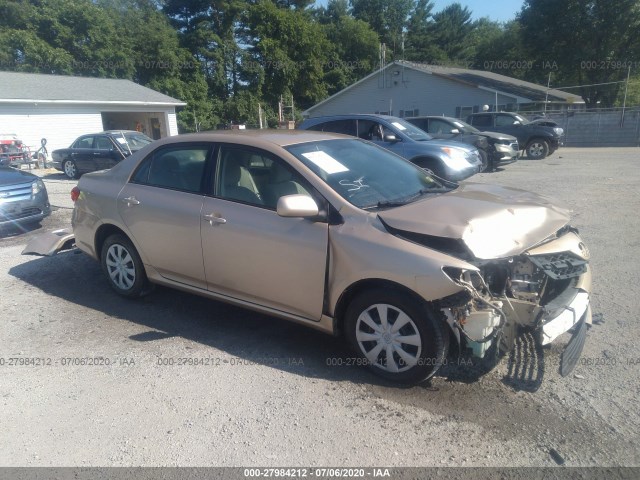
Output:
[
  {"xmin": 123, "ymin": 196, "xmax": 140, "ymax": 206},
  {"xmin": 203, "ymin": 213, "xmax": 226, "ymax": 225}
]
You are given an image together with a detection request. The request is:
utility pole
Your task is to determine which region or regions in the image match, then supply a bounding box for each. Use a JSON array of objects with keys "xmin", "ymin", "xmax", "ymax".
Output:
[
  {"xmin": 544, "ymin": 72, "xmax": 551, "ymax": 114},
  {"xmin": 621, "ymin": 65, "xmax": 631, "ymax": 127}
]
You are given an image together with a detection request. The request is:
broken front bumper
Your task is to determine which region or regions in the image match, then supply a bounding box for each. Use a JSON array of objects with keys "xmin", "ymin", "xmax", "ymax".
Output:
[
  {"xmin": 22, "ymin": 228, "xmax": 75, "ymax": 256},
  {"xmin": 541, "ymin": 290, "xmax": 591, "ymax": 345}
]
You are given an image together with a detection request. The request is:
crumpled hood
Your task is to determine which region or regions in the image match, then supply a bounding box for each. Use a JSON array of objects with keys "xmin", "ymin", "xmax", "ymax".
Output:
[{"xmin": 377, "ymin": 183, "xmax": 571, "ymax": 260}]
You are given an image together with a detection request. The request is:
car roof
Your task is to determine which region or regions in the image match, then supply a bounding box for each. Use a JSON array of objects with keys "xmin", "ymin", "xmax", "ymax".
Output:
[
  {"xmin": 150, "ymin": 129, "xmax": 352, "ymax": 148},
  {"xmin": 303, "ymin": 114, "xmax": 399, "ymax": 122},
  {"xmin": 406, "ymin": 116, "xmax": 460, "ymax": 122}
]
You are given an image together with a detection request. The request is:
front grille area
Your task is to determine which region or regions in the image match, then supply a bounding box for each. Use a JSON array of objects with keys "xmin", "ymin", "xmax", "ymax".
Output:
[
  {"xmin": 0, "ymin": 182, "xmax": 33, "ymax": 202},
  {"xmin": 529, "ymin": 252, "xmax": 587, "ymax": 280},
  {"xmin": 0, "ymin": 207, "xmax": 43, "ymax": 221}
]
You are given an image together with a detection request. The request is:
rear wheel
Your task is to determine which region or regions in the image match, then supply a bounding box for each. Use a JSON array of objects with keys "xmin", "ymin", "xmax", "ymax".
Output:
[
  {"xmin": 526, "ymin": 139, "xmax": 549, "ymax": 159},
  {"xmin": 101, "ymin": 234, "xmax": 149, "ymax": 298},
  {"xmin": 345, "ymin": 289, "xmax": 449, "ymax": 384}
]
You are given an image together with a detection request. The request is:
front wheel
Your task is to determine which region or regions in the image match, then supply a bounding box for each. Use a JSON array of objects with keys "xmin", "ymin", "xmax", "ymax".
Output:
[
  {"xmin": 345, "ymin": 289, "xmax": 449, "ymax": 384},
  {"xmin": 479, "ymin": 149, "xmax": 491, "ymax": 172},
  {"xmin": 63, "ymin": 159, "xmax": 79, "ymax": 179},
  {"xmin": 101, "ymin": 234, "xmax": 149, "ymax": 298},
  {"xmin": 526, "ymin": 139, "xmax": 549, "ymax": 159}
]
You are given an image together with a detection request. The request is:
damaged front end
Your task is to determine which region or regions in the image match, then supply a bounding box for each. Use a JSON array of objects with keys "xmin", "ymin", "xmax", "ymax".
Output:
[{"xmin": 437, "ymin": 227, "xmax": 591, "ymax": 376}]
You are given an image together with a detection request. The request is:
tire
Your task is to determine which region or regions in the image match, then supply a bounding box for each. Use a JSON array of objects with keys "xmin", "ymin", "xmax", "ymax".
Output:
[
  {"xmin": 63, "ymin": 159, "xmax": 80, "ymax": 179},
  {"xmin": 345, "ymin": 288, "xmax": 449, "ymax": 384},
  {"xmin": 101, "ymin": 234, "xmax": 149, "ymax": 298},
  {"xmin": 413, "ymin": 158, "xmax": 444, "ymax": 179},
  {"xmin": 526, "ymin": 139, "xmax": 549, "ymax": 159},
  {"xmin": 479, "ymin": 149, "xmax": 490, "ymax": 172}
]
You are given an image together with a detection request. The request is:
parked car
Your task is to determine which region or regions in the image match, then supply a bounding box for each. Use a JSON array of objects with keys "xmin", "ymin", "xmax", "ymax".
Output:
[
  {"xmin": 405, "ymin": 116, "xmax": 519, "ymax": 172},
  {"xmin": 52, "ymin": 130, "xmax": 154, "ymax": 179},
  {"xmin": 0, "ymin": 166, "xmax": 51, "ymax": 227},
  {"xmin": 298, "ymin": 114, "xmax": 482, "ymax": 181},
  {"xmin": 28, "ymin": 131, "xmax": 592, "ymax": 384},
  {"xmin": 466, "ymin": 112, "xmax": 564, "ymax": 159}
]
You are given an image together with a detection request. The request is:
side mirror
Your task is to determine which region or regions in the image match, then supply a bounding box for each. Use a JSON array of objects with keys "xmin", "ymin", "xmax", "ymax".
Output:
[
  {"xmin": 383, "ymin": 134, "xmax": 399, "ymax": 143},
  {"xmin": 513, "ymin": 121, "xmax": 521, "ymax": 126},
  {"xmin": 277, "ymin": 194, "xmax": 319, "ymax": 218},
  {"xmin": 451, "ymin": 129, "xmax": 460, "ymax": 134}
]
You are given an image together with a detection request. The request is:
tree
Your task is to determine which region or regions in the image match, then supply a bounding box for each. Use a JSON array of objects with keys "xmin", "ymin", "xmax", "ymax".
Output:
[
  {"xmin": 519, "ymin": 0, "xmax": 640, "ymax": 107},
  {"xmin": 431, "ymin": 3, "xmax": 474, "ymax": 61},
  {"xmin": 404, "ymin": 0, "xmax": 446, "ymax": 62},
  {"xmin": 350, "ymin": 0, "xmax": 413, "ymax": 56},
  {"xmin": 244, "ymin": 0, "xmax": 335, "ymax": 109},
  {"xmin": 472, "ymin": 20, "xmax": 529, "ymax": 76}
]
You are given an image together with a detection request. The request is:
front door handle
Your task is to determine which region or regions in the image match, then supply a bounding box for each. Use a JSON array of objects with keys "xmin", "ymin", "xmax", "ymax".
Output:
[
  {"xmin": 123, "ymin": 196, "xmax": 140, "ymax": 206},
  {"xmin": 203, "ymin": 213, "xmax": 226, "ymax": 225}
]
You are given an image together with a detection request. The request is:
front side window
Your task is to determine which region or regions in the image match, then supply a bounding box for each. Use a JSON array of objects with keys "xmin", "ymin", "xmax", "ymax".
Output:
[
  {"xmin": 496, "ymin": 114, "xmax": 518, "ymax": 126},
  {"xmin": 95, "ymin": 136, "xmax": 113, "ymax": 150},
  {"xmin": 286, "ymin": 139, "xmax": 451, "ymax": 210},
  {"xmin": 132, "ymin": 145, "xmax": 209, "ymax": 193},
  {"xmin": 428, "ymin": 119, "xmax": 455, "ymax": 134},
  {"xmin": 216, "ymin": 146, "xmax": 312, "ymax": 209}
]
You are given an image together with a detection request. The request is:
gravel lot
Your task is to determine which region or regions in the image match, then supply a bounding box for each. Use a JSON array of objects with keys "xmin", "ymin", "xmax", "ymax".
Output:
[{"xmin": 1, "ymin": 148, "xmax": 639, "ymax": 469}]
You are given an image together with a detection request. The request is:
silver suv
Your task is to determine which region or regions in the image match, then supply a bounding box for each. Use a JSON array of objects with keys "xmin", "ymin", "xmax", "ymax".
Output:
[{"xmin": 299, "ymin": 115, "xmax": 482, "ymax": 181}]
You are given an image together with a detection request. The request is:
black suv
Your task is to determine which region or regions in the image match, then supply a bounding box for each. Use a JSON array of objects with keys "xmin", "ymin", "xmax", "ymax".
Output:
[
  {"xmin": 466, "ymin": 112, "xmax": 564, "ymax": 159},
  {"xmin": 406, "ymin": 116, "xmax": 519, "ymax": 172}
]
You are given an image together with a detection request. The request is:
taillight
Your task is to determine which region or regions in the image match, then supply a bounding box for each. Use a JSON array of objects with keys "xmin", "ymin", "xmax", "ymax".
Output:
[{"xmin": 71, "ymin": 186, "xmax": 80, "ymax": 202}]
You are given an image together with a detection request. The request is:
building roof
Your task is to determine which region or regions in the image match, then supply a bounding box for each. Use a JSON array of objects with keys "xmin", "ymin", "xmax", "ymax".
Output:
[
  {"xmin": 304, "ymin": 61, "xmax": 583, "ymax": 115},
  {"xmin": 0, "ymin": 71, "xmax": 186, "ymax": 106},
  {"xmin": 400, "ymin": 61, "xmax": 583, "ymax": 103}
]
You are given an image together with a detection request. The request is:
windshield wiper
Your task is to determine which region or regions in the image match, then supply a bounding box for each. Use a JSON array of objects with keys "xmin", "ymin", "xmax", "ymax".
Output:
[{"xmin": 363, "ymin": 189, "xmax": 435, "ymax": 210}]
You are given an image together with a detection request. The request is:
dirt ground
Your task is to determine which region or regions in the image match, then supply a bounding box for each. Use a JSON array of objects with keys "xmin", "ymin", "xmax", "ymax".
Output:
[{"xmin": 0, "ymin": 148, "xmax": 639, "ymax": 469}]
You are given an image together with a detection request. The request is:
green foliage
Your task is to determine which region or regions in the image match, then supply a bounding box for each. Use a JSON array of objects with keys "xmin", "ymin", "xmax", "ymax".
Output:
[
  {"xmin": 351, "ymin": 0, "xmax": 413, "ymax": 56},
  {"xmin": 2, "ymin": 0, "xmax": 639, "ymax": 132},
  {"xmin": 245, "ymin": 0, "xmax": 335, "ymax": 108},
  {"xmin": 404, "ymin": 0, "xmax": 446, "ymax": 62},
  {"xmin": 431, "ymin": 3, "xmax": 474, "ymax": 61},
  {"xmin": 519, "ymin": 0, "xmax": 640, "ymax": 107}
]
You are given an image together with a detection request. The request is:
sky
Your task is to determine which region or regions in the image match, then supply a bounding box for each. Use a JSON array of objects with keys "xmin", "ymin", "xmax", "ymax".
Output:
[
  {"xmin": 315, "ymin": 1, "xmax": 525, "ymax": 24},
  {"xmin": 430, "ymin": 0, "xmax": 524, "ymax": 22}
]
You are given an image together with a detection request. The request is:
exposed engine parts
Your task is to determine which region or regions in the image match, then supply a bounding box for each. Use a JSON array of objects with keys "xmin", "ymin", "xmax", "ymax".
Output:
[{"xmin": 441, "ymin": 237, "xmax": 590, "ymax": 360}]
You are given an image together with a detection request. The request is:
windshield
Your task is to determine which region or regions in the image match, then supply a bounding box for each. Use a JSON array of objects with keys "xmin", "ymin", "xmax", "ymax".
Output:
[
  {"xmin": 116, "ymin": 132, "xmax": 154, "ymax": 150},
  {"xmin": 387, "ymin": 118, "xmax": 433, "ymax": 141},
  {"xmin": 286, "ymin": 139, "xmax": 452, "ymax": 210}
]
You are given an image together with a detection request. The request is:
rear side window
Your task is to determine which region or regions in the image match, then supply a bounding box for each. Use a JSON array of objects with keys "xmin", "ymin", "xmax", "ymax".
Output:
[
  {"xmin": 407, "ymin": 118, "xmax": 428, "ymax": 131},
  {"xmin": 132, "ymin": 145, "xmax": 210, "ymax": 193},
  {"xmin": 309, "ymin": 120, "xmax": 357, "ymax": 136},
  {"xmin": 468, "ymin": 115, "xmax": 492, "ymax": 127},
  {"xmin": 73, "ymin": 137, "xmax": 94, "ymax": 149}
]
